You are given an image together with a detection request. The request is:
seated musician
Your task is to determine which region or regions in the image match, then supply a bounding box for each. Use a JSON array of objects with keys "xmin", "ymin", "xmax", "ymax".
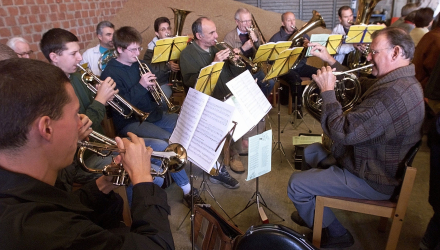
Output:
[
  {"xmin": 81, "ymin": 21, "xmax": 115, "ymax": 76},
  {"xmin": 180, "ymin": 17, "xmax": 243, "ymax": 188},
  {"xmin": 143, "ymin": 17, "xmax": 177, "ymax": 100},
  {"xmin": 268, "ymin": 11, "xmax": 318, "ymax": 118},
  {"xmin": 6, "ymin": 37, "xmax": 33, "ymax": 58},
  {"xmin": 40, "ymin": 28, "xmax": 203, "ymax": 207},
  {"xmin": 0, "ymin": 58, "xmax": 174, "ymax": 249},
  {"xmin": 287, "ymin": 27, "xmax": 424, "ymax": 248},
  {"xmin": 223, "ymin": 8, "xmax": 275, "ymax": 97}
]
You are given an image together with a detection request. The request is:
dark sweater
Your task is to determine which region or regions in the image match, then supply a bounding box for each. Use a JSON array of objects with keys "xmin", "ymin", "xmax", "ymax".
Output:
[
  {"xmin": 101, "ymin": 58, "xmax": 163, "ymax": 133},
  {"xmin": 323, "ymin": 62, "xmax": 424, "ymax": 194}
]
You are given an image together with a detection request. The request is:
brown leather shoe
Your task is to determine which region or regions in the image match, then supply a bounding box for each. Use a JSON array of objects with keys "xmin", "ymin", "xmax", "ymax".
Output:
[{"xmin": 229, "ymin": 155, "xmax": 245, "ymax": 174}]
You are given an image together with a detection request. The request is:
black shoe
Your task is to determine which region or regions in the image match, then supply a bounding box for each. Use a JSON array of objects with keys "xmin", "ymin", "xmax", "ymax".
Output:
[
  {"xmin": 320, "ymin": 228, "xmax": 355, "ymax": 248},
  {"xmin": 291, "ymin": 211, "xmax": 311, "ymax": 228},
  {"xmin": 209, "ymin": 167, "xmax": 240, "ymax": 189},
  {"xmin": 183, "ymin": 188, "xmax": 206, "ymax": 208}
]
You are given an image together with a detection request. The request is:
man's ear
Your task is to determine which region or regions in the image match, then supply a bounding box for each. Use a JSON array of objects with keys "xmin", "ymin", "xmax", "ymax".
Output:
[
  {"xmin": 195, "ymin": 33, "xmax": 202, "ymax": 40},
  {"xmin": 97, "ymin": 34, "xmax": 103, "ymax": 42},
  {"xmin": 49, "ymin": 52, "xmax": 58, "ymax": 64},
  {"xmin": 392, "ymin": 46, "xmax": 401, "ymax": 60},
  {"xmin": 36, "ymin": 116, "xmax": 53, "ymax": 141},
  {"xmin": 116, "ymin": 46, "xmax": 124, "ymax": 54},
  {"xmin": 155, "ymin": 31, "xmax": 160, "ymax": 38}
]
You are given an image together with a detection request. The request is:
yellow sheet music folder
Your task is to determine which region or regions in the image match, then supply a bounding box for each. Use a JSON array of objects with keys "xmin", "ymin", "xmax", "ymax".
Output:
[
  {"xmin": 269, "ymin": 41, "xmax": 292, "ymax": 61},
  {"xmin": 363, "ymin": 25, "xmax": 385, "ymax": 43},
  {"xmin": 345, "ymin": 25, "xmax": 367, "ymax": 44},
  {"xmin": 151, "ymin": 36, "xmax": 189, "ymax": 63},
  {"xmin": 195, "ymin": 62, "xmax": 224, "ymax": 96},
  {"xmin": 326, "ymin": 34, "xmax": 343, "ymax": 55},
  {"xmin": 264, "ymin": 47, "xmax": 304, "ymax": 81},
  {"xmin": 253, "ymin": 41, "xmax": 292, "ymax": 63}
]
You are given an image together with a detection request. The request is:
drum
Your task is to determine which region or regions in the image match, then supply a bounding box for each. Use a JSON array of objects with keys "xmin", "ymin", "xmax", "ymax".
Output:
[{"xmin": 233, "ymin": 224, "xmax": 318, "ymax": 250}]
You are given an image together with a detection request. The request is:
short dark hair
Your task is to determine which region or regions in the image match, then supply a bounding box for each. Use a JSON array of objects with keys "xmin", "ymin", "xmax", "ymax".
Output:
[
  {"xmin": 154, "ymin": 17, "xmax": 171, "ymax": 32},
  {"xmin": 414, "ymin": 8, "xmax": 434, "ymax": 27},
  {"xmin": 192, "ymin": 17, "xmax": 208, "ymax": 40},
  {"xmin": 113, "ymin": 26, "xmax": 142, "ymax": 51},
  {"xmin": 96, "ymin": 21, "xmax": 115, "ymax": 35},
  {"xmin": 401, "ymin": 3, "xmax": 418, "ymax": 17},
  {"xmin": 338, "ymin": 6, "xmax": 352, "ymax": 18},
  {"xmin": 0, "ymin": 44, "xmax": 18, "ymax": 61},
  {"xmin": 371, "ymin": 27, "xmax": 415, "ymax": 60},
  {"xmin": 0, "ymin": 58, "xmax": 71, "ymax": 150},
  {"xmin": 40, "ymin": 28, "xmax": 78, "ymax": 62}
]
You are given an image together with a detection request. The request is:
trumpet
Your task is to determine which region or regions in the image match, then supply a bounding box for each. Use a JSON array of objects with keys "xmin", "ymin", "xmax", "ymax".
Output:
[
  {"xmin": 77, "ymin": 64, "xmax": 150, "ymax": 123},
  {"xmin": 135, "ymin": 57, "xmax": 180, "ymax": 113},
  {"xmin": 77, "ymin": 130, "xmax": 187, "ymax": 186},
  {"xmin": 214, "ymin": 40, "xmax": 259, "ymax": 74}
]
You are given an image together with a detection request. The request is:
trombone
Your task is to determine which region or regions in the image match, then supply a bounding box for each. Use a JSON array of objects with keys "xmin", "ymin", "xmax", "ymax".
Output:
[
  {"xmin": 77, "ymin": 64, "xmax": 150, "ymax": 123},
  {"xmin": 135, "ymin": 57, "xmax": 180, "ymax": 113},
  {"xmin": 77, "ymin": 130, "xmax": 187, "ymax": 186}
]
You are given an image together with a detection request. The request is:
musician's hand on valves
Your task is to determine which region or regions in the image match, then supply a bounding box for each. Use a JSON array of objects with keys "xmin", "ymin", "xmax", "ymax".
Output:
[
  {"xmin": 168, "ymin": 61, "xmax": 180, "ymax": 72},
  {"xmin": 78, "ymin": 114, "xmax": 93, "ymax": 141},
  {"xmin": 312, "ymin": 66, "xmax": 336, "ymax": 92},
  {"xmin": 214, "ymin": 49, "xmax": 230, "ymax": 62},
  {"xmin": 95, "ymin": 77, "xmax": 118, "ymax": 105},
  {"xmin": 248, "ymin": 28, "xmax": 258, "ymax": 43},
  {"xmin": 308, "ymin": 42, "xmax": 336, "ymax": 65},
  {"xmin": 114, "ymin": 132, "xmax": 153, "ymax": 185},
  {"xmin": 303, "ymin": 38, "xmax": 310, "ymax": 47},
  {"xmin": 241, "ymin": 39, "xmax": 254, "ymax": 51},
  {"xmin": 355, "ymin": 43, "xmax": 367, "ymax": 52},
  {"xmin": 139, "ymin": 72, "xmax": 157, "ymax": 89}
]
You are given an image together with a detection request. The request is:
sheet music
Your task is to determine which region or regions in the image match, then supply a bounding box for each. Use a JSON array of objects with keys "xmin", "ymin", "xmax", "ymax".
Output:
[
  {"xmin": 169, "ymin": 88, "xmax": 209, "ymax": 149},
  {"xmin": 224, "ymin": 96, "xmax": 254, "ymax": 141},
  {"xmin": 226, "ymin": 71, "xmax": 272, "ymax": 140},
  {"xmin": 306, "ymin": 34, "xmax": 329, "ymax": 57},
  {"xmin": 247, "ymin": 130, "xmax": 272, "ymax": 181}
]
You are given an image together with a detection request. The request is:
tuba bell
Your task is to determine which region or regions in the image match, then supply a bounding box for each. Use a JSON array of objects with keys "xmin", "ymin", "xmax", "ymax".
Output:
[
  {"xmin": 77, "ymin": 130, "xmax": 187, "ymax": 186},
  {"xmin": 302, "ymin": 64, "xmax": 373, "ymax": 121},
  {"xmin": 98, "ymin": 49, "xmax": 117, "ymax": 72},
  {"xmin": 347, "ymin": 0, "xmax": 382, "ymax": 74},
  {"xmin": 288, "ymin": 10, "xmax": 326, "ymax": 69}
]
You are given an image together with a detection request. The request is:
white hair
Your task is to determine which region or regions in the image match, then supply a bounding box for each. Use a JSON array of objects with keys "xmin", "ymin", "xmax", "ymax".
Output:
[
  {"xmin": 6, "ymin": 37, "xmax": 29, "ymax": 51},
  {"xmin": 234, "ymin": 8, "xmax": 251, "ymax": 20}
]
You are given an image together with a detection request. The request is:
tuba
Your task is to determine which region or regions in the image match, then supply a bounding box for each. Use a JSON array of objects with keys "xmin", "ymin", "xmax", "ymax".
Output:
[
  {"xmin": 77, "ymin": 64, "xmax": 150, "ymax": 123},
  {"xmin": 302, "ymin": 64, "xmax": 373, "ymax": 121},
  {"xmin": 168, "ymin": 8, "xmax": 192, "ymax": 86},
  {"xmin": 347, "ymin": 0, "xmax": 382, "ymax": 73},
  {"xmin": 77, "ymin": 130, "xmax": 187, "ymax": 186},
  {"xmin": 98, "ymin": 49, "xmax": 117, "ymax": 72},
  {"xmin": 288, "ymin": 10, "xmax": 326, "ymax": 69}
]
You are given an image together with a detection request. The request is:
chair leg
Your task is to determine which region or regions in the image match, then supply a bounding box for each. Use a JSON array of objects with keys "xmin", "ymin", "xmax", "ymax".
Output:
[
  {"xmin": 385, "ymin": 214, "xmax": 405, "ymax": 250},
  {"xmin": 287, "ymin": 85, "xmax": 292, "ymax": 115},
  {"xmin": 378, "ymin": 217, "xmax": 388, "ymax": 232},
  {"xmin": 313, "ymin": 196, "xmax": 325, "ymax": 248},
  {"xmin": 114, "ymin": 186, "xmax": 132, "ymax": 227}
]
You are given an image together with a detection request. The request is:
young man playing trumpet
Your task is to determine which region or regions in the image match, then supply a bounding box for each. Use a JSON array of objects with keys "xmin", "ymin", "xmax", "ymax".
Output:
[
  {"xmin": 41, "ymin": 28, "xmax": 203, "ymax": 207},
  {"xmin": 0, "ymin": 58, "xmax": 174, "ymax": 249}
]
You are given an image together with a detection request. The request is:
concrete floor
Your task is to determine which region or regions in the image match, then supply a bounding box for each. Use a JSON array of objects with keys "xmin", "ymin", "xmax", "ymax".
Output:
[{"xmin": 165, "ymin": 104, "xmax": 432, "ymax": 250}]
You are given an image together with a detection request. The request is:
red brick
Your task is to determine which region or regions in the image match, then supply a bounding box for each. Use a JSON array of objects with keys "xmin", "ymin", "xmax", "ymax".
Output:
[
  {"xmin": 40, "ymin": 5, "xmax": 49, "ymax": 13},
  {"xmin": 30, "ymin": 5, "xmax": 40, "ymax": 14},
  {"xmin": 7, "ymin": 6, "xmax": 19, "ymax": 16},
  {"xmin": 74, "ymin": 2, "xmax": 81, "ymax": 9},
  {"xmin": 39, "ymin": 14, "xmax": 47, "ymax": 22},
  {"xmin": 2, "ymin": 0, "xmax": 14, "ymax": 6},
  {"xmin": 69, "ymin": 20, "xmax": 76, "ymax": 27},
  {"xmin": 49, "ymin": 4, "xmax": 58, "ymax": 13},
  {"xmin": 26, "ymin": 0, "xmax": 35, "ymax": 4},
  {"xmin": 11, "ymin": 26, "xmax": 22, "ymax": 36},
  {"xmin": 81, "ymin": 2, "xmax": 89, "ymax": 9},
  {"xmin": 5, "ymin": 17, "xmax": 17, "ymax": 26},
  {"xmin": 14, "ymin": 0, "xmax": 25, "ymax": 5},
  {"xmin": 59, "ymin": 4, "xmax": 67, "ymax": 12},
  {"xmin": 22, "ymin": 25, "xmax": 33, "ymax": 34},
  {"xmin": 33, "ymin": 24, "xmax": 43, "ymax": 32},
  {"xmin": 0, "ymin": 8, "xmax": 7, "ymax": 16},
  {"xmin": 86, "ymin": 33, "xmax": 92, "ymax": 41},
  {"xmin": 0, "ymin": 28, "xmax": 12, "ymax": 37},
  {"xmin": 32, "ymin": 33, "xmax": 42, "ymax": 43},
  {"xmin": 28, "ymin": 15, "xmax": 38, "ymax": 24},
  {"xmin": 49, "ymin": 13, "xmax": 58, "ymax": 21},
  {"xmin": 52, "ymin": 21, "xmax": 61, "ymax": 28},
  {"xmin": 46, "ymin": 0, "xmax": 55, "ymax": 3},
  {"xmin": 66, "ymin": 13, "xmax": 74, "ymax": 20},
  {"xmin": 17, "ymin": 16, "xmax": 29, "ymax": 25},
  {"xmin": 74, "ymin": 11, "xmax": 81, "ymax": 19},
  {"xmin": 35, "ymin": 0, "xmax": 44, "ymax": 4},
  {"xmin": 18, "ymin": 6, "xmax": 30, "ymax": 15},
  {"xmin": 58, "ymin": 12, "xmax": 66, "ymax": 20},
  {"xmin": 61, "ymin": 21, "xmax": 69, "ymax": 29},
  {"xmin": 90, "ymin": 2, "xmax": 96, "ymax": 9},
  {"xmin": 23, "ymin": 35, "xmax": 32, "ymax": 43},
  {"xmin": 82, "ymin": 11, "xmax": 89, "ymax": 18},
  {"xmin": 0, "ymin": 18, "xmax": 4, "ymax": 27}
]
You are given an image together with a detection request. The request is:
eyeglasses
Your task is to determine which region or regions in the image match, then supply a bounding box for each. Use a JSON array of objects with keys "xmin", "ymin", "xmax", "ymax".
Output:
[
  {"xmin": 159, "ymin": 27, "xmax": 172, "ymax": 32},
  {"xmin": 238, "ymin": 20, "xmax": 252, "ymax": 24},
  {"xmin": 17, "ymin": 50, "xmax": 34, "ymax": 57},
  {"xmin": 126, "ymin": 47, "xmax": 143, "ymax": 53},
  {"xmin": 369, "ymin": 47, "xmax": 394, "ymax": 55}
]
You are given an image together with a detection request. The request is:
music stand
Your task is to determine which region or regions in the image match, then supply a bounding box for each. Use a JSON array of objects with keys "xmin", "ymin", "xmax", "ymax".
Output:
[{"xmin": 281, "ymin": 80, "xmax": 312, "ymax": 133}]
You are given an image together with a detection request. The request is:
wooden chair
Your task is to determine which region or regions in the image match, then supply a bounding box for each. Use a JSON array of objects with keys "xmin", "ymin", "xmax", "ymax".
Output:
[
  {"xmin": 272, "ymin": 77, "xmax": 311, "ymax": 115},
  {"xmin": 312, "ymin": 141, "xmax": 421, "ymax": 250},
  {"xmin": 114, "ymin": 186, "xmax": 132, "ymax": 227}
]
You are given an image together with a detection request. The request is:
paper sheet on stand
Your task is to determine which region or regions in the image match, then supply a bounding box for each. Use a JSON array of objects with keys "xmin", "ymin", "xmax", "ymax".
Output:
[{"xmin": 246, "ymin": 130, "xmax": 272, "ymax": 181}]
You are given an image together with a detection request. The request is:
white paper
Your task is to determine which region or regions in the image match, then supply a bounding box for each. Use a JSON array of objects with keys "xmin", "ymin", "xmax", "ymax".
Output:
[
  {"xmin": 306, "ymin": 34, "xmax": 330, "ymax": 57},
  {"xmin": 292, "ymin": 135, "xmax": 322, "ymax": 146},
  {"xmin": 170, "ymin": 88, "xmax": 235, "ymax": 173},
  {"xmin": 246, "ymin": 130, "xmax": 272, "ymax": 181},
  {"xmin": 226, "ymin": 71, "xmax": 272, "ymax": 141}
]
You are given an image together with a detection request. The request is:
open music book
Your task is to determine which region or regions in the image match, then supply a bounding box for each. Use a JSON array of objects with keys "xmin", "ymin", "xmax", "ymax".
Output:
[
  {"xmin": 169, "ymin": 88, "xmax": 234, "ymax": 174},
  {"xmin": 225, "ymin": 70, "xmax": 272, "ymax": 141},
  {"xmin": 151, "ymin": 36, "xmax": 189, "ymax": 63},
  {"xmin": 345, "ymin": 24, "xmax": 384, "ymax": 44},
  {"xmin": 195, "ymin": 62, "xmax": 224, "ymax": 96}
]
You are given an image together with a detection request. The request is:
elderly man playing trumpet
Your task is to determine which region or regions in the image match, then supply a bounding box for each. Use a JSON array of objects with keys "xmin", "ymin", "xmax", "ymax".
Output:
[{"xmin": 287, "ymin": 27, "xmax": 424, "ymax": 248}]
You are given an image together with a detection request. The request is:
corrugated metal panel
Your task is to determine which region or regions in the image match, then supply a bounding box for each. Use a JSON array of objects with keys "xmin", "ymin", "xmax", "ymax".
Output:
[{"xmin": 236, "ymin": 0, "xmax": 259, "ymax": 7}]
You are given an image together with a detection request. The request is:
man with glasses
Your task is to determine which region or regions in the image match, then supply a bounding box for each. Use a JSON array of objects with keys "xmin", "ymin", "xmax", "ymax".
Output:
[
  {"xmin": 6, "ymin": 37, "xmax": 33, "ymax": 58},
  {"xmin": 287, "ymin": 27, "xmax": 424, "ymax": 248}
]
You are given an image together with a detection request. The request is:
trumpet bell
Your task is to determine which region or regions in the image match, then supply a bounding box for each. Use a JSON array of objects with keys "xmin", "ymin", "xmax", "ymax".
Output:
[{"xmin": 164, "ymin": 143, "xmax": 187, "ymax": 173}]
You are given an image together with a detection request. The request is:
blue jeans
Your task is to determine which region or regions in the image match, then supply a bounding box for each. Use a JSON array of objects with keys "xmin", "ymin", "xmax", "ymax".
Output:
[{"xmin": 120, "ymin": 112, "xmax": 178, "ymax": 140}]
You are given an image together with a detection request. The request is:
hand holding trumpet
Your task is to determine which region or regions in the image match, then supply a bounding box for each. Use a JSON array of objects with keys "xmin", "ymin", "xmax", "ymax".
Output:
[{"xmin": 95, "ymin": 77, "xmax": 119, "ymax": 105}]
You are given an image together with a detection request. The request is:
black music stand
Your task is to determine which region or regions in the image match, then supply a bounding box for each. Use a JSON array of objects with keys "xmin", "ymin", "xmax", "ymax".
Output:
[
  {"xmin": 272, "ymin": 84, "xmax": 293, "ymax": 170},
  {"xmin": 281, "ymin": 80, "xmax": 312, "ymax": 133}
]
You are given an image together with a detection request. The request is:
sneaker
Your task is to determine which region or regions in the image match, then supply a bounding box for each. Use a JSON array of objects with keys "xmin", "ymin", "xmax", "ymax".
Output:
[
  {"xmin": 229, "ymin": 155, "xmax": 245, "ymax": 174},
  {"xmin": 183, "ymin": 188, "xmax": 206, "ymax": 208},
  {"xmin": 320, "ymin": 228, "xmax": 354, "ymax": 248},
  {"xmin": 209, "ymin": 167, "xmax": 240, "ymax": 189},
  {"xmin": 291, "ymin": 211, "xmax": 311, "ymax": 229}
]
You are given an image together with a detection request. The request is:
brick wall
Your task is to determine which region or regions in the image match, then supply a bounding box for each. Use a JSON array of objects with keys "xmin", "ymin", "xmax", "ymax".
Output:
[{"xmin": 0, "ymin": 0, "xmax": 128, "ymax": 60}]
